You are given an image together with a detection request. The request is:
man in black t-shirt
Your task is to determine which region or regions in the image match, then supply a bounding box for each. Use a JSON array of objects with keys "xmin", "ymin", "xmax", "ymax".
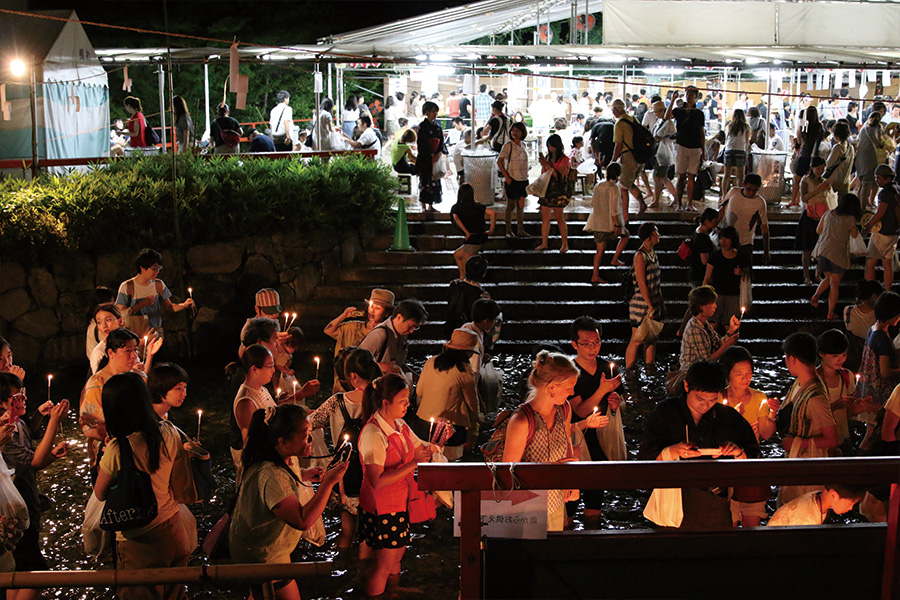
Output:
[
  {"xmin": 211, "ymin": 103, "xmax": 242, "ymax": 155},
  {"xmin": 459, "ymin": 93, "xmax": 472, "ymax": 122},
  {"xmin": 665, "ymin": 87, "xmax": 706, "ymax": 211},
  {"xmin": 589, "ymin": 119, "xmax": 616, "ymax": 167},
  {"xmin": 864, "ymin": 165, "xmax": 900, "ymax": 290}
]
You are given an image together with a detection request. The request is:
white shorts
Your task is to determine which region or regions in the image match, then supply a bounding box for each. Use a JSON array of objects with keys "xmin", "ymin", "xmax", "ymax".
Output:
[
  {"xmin": 866, "ymin": 232, "xmax": 899, "ymax": 260},
  {"xmin": 675, "ymin": 145, "xmax": 702, "ymax": 175}
]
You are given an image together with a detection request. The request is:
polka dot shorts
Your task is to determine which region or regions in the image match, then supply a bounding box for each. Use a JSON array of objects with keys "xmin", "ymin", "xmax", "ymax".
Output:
[{"xmin": 359, "ymin": 510, "xmax": 410, "ymax": 550}]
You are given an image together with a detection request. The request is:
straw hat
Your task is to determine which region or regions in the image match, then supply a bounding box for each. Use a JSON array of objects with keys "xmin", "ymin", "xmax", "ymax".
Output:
[
  {"xmin": 367, "ymin": 288, "xmax": 395, "ymax": 308},
  {"xmin": 652, "ymin": 101, "xmax": 666, "ymax": 114},
  {"xmin": 444, "ymin": 328, "xmax": 480, "ymax": 353}
]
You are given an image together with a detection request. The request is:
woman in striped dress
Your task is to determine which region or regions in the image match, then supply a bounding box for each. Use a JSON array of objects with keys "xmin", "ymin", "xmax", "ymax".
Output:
[{"xmin": 626, "ymin": 222, "xmax": 663, "ymax": 376}]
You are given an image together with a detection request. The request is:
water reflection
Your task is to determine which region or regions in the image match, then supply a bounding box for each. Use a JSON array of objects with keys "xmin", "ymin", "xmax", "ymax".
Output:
[{"xmin": 39, "ymin": 355, "xmax": 798, "ymax": 599}]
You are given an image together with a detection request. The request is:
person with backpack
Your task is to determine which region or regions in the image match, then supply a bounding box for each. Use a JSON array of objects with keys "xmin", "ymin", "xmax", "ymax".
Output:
[
  {"xmin": 500, "ymin": 351, "xmax": 581, "ymax": 531},
  {"xmin": 480, "ymin": 100, "xmax": 510, "ymax": 153},
  {"xmin": 210, "ymin": 103, "xmax": 242, "ymax": 155},
  {"xmin": 666, "ymin": 87, "xmax": 706, "ymax": 212},
  {"xmin": 115, "ymin": 248, "xmax": 194, "ymax": 340},
  {"xmin": 309, "ymin": 348, "xmax": 381, "ymax": 550},
  {"xmin": 343, "ymin": 115, "xmax": 382, "ymax": 159},
  {"xmin": 610, "ymin": 98, "xmax": 651, "ymax": 219},
  {"xmin": 863, "ymin": 164, "xmax": 900, "ymax": 291},
  {"xmin": 414, "ymin": 329, "xmax": 484, "ymax": 461},
  {"xmin": 123, "ymin": 96, "xmax": 158, "ymax": 149},
  {"xmin": 535, "ymin": 134, "xmax": 573, "ymax": 253}
]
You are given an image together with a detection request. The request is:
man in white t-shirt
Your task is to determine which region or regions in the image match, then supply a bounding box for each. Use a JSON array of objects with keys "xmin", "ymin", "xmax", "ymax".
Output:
[
  {"xmin": 719, "ymin": 173, "xmax": 770, "ymax": 269},
  {"xmin": 343, "ymin": 116, "xmax": 381, "ymax": 159},
  {"xmin": 269, "ymin": 90, "xmax": 293, "ymax": 151}
]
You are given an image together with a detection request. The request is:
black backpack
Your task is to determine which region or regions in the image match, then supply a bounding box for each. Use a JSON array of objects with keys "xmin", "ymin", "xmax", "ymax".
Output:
[
  {"xmin": 625, "ymin": 118, "xmax": 655, "ymax": 164},
  {"xmin": 336, "ymin": 393, "xmax": 364, "ymax": 496},
  {"xmin": 621, "ymin": 265, "xmax": 635, "ymax": 302},
  {"xmin": 142, "ymin": 115, "xmax": 160, "ymax": 146}
]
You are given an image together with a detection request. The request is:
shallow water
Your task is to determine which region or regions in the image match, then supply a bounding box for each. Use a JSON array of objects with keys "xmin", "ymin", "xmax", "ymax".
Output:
[{"xmin": 35, "ymin": 353, "xmax": 847, "ymax": 599}]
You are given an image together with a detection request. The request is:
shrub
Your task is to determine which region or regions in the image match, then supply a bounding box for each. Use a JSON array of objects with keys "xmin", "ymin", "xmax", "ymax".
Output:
[{"xmin": 0, "ymin": 154, "xmax": 397, "ymax": 260}]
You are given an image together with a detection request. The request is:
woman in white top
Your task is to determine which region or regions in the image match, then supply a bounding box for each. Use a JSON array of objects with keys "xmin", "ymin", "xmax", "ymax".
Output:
[
  {"xmin": 721, "ymin": 109, "xmax": 751, "ymax": 201},
  {"xmin": 232, "ymin": 344, "xmax": 277, "ymax": 483},
  {"xmin": 650, "ymin": 101, "xmax": 677, "ymax": 208},
  {"xmin": 342, "ymin": 96, "xmax": 359, "ymax": 138},
  {"xmin": 497, "ymin": 121, "xmax": 530, "ymax": 237}
]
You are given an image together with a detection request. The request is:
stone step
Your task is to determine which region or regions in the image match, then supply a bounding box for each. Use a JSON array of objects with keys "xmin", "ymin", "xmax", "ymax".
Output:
[
  {"xmin": 356, "ymin": 248, "xmax": 823, "ymax": 267},
  {"xmin": 298, "ymin": 297, "xmax": 837, "ymax": 321},
  {"xmin": 337, "ymin": 264, "xmax": 866, "ymax": 285},
  {"xmin": 313, "ymin": 281, "xmax": 860, "ymax": 303},
  {"xmin": 401, "ymin": 236, "xmax": 806, "ymax": 253},
  {"xmin": 406, "ymin": 220, "xmax": 802, "ymax": 237}
]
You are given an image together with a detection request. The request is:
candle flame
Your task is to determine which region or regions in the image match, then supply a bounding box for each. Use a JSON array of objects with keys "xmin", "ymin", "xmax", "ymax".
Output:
[
  {"xmin": 188, "ymin": 287, "xmax": 192, "ymax": 293},
  {"xmin": 314, "ymin": 357, "xmax": 320, "ymax": 365},
  {"xmin": 47, "ymin": 375, "xmax": 52, "ymax": 381},
  {"xmin": 344, "ymin": 434, "xmax": 349, "ymax": 441},
  {"xmin": 198, "ymin": 409, "xmax": 202, "ymax": 416},
  {"xmin": 430, "ymin": 417, "xmax": 435, "ymax": 423},
  {"xmin": 292, "ymin": 312, "xmax": 297, "ymax": 319},
  {"xmin": 276, "ymin": 388, "xmax": 282, "ymax": 396},
  {"xmin": 593, "ymin": 406, "xmax": 598, "ymax": 413}
]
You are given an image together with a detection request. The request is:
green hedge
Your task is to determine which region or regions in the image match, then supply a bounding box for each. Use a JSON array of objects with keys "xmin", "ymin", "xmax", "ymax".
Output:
[{"xmin": 0, "ymin": 154, "xmax": 398, "ymax": 260}]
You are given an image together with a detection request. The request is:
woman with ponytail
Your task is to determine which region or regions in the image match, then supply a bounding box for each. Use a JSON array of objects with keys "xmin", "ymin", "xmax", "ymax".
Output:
[
  {"xmin": 358, "ymin": 374, "xmax": 438, "ymax": 597},
  {"xmin": 230, "ymin": 404, "xmax": 347, "ymax": 600},
  {"xmin": 502, "ymin": 350, "xmax": 579, "ymax": 531}
]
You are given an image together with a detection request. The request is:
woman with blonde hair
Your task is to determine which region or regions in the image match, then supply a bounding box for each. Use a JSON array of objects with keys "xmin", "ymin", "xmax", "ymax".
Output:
[{"xmin": 502, "ymin": 350, "xmax": 579, "ymax": 531}]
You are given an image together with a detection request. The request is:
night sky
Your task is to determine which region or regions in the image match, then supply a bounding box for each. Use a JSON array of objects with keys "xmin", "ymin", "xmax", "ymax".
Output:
[{"xmin": 26, "ymin": 0, "xmax": 474, "ymax": 48}]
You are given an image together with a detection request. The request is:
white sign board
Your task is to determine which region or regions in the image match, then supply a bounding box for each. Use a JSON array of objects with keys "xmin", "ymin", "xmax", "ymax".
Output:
[{"xmin": 453, "ymin": 490, "xmax": 548, "ymax": 540}]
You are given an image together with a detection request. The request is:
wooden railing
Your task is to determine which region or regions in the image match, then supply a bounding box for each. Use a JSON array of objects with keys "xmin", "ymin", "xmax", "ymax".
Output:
[{"xmin": 417, "ymin": 458, "xmax": 900, "ymax": 600}]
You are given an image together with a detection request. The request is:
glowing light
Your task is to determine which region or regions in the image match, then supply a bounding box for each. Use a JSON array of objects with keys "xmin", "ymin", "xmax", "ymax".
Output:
[{"xmin": 10, "ymin": 60, "xmax": 26, "ymax": 78}]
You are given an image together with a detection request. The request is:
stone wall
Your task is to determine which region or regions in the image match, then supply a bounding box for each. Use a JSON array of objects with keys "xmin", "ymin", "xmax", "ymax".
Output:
[{"xmin": 0, "ymin": 230, "xmax": 369, "ymax": 370}]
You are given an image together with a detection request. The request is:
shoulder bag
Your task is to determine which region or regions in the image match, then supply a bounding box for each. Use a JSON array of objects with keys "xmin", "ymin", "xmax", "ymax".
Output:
[{"xmin": 99, "ymin": 437, "xmax": 158, "ymax": 532}]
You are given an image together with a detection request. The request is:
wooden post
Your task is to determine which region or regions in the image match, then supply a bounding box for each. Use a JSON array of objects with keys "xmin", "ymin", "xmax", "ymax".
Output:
[
  {"xmin": 882, "ymin": 483, "xmax": 900, "ymax": 600},
  {"xmin": 459, "ymin": 490, "xmax": 482, "ymax": 600}
]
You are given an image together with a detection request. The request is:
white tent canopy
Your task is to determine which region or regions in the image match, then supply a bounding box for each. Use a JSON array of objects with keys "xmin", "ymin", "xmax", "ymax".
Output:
[{"xmin": 0, "ymin": 10, "xmax": 109, "ymax": 164}]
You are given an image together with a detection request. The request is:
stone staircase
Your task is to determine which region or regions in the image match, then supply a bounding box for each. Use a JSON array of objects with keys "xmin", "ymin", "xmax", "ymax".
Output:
[{"xmin": 298, "ymin": 207, "xmax": 859, "ymax": 364}]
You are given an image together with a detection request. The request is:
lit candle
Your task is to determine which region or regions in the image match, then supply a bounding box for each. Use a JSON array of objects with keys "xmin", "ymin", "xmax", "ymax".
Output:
[
  {"xmin": 292, "ymin": 380, "xmax": 298, "ymax": 399},
  {"xmin": 283, "ymin": 312, "xmax": 289, "ymax": 329},
  {"xmin": 685, "ymin": 424, "xmax": 689, "ymax": 445},
  {"xmin": 429, "ymin": 417, "xmax": 435, "ymax": 443},
  {"xmin": 343, "ymin": 433, "xmax": 349, "ymax": 448},
  {"xmin": 609, "ymin": 362, "xmax": 616, "ymax": 378},
  {"xmin": 856, "ymin": 373, "xmax": 861, "ymax": 384},
  {"xmin": 740, "ymin": 306, "xmax": 746, "ymax": 320},
  {"xmin": 47, "ymin": 374, "xmax": 52, "ymax": 403},
  {"xmin": 276, "ymin": 387, "xmax": 282, "ymax": 399},
  {"xmin": 196, "ymin": 410, "xmax": 202, "ymax": 442},
  {"xmin": 314, "ymin": 356, "xmax": 320, "ymax": 380},
  {"xmin": 187, "ymin": 288, "xmax": 196, "ymax": 316},
  {"xmin": 143, "ymin": 335, "xmax": 149, "ymax": 363}
]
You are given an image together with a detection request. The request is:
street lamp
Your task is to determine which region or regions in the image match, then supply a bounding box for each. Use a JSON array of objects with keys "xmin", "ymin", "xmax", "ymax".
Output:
[{"xmin": 9, "ymin": 58, "xmax": 38, "ymax": 179}]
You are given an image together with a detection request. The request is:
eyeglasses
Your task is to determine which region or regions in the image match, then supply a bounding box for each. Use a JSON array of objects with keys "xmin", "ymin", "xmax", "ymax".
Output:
[
  {"xmin": 261, "ymin": 363, "xmax": 276, "ymax": 370},
  {"xmin": 577, "ymin": 341, "xmax": 601, "ymax": 348},
  {"xmin": 150, "ymin": 265, "xmax": 163, "ymax": 272}
]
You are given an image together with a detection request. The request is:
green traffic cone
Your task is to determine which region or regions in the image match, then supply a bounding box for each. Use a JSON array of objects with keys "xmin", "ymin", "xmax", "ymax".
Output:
[{"xmin": 390, "ymin": 199, "xmax": 413, "ymax": 251}]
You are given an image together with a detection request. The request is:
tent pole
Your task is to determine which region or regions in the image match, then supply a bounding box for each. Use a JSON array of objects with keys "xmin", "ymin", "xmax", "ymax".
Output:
[
  {"xmin": 203, "ymin": 62, "xmax": 211, "ymax": 143},
  {"xmin": 584, "ymin": 0, "xmax": 589, "ymax": 45},
  {"xmin": 621, "ymin": 64, "xmax": 626, "ymax": 102},
  {"xmin": 314, "ymin": 63, "xmax": 321, "ymax": 152},
  {"xmin": 157, "ymin": 64, "xmax": 167, "ymax": 151},
  {"xmin": 765, "ymin": 68, "xmax": 772, "ymax": 149},
  {"xmin": 471, "ymin": 64, "xmax": 476, "ymax": 150},
  {"xmin": 337, "ymin": 66, "xmax": 344, "ymax": 138},
  {"xmin": 29, "ymin": 61, "xmax": 38, "ymax": 179},
  {"xmin": 328, "ymin": 63, "xmax": 334, "ymax": 101}
]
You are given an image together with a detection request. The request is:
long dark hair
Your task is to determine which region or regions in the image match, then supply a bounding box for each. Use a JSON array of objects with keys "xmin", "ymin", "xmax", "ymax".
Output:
[
  {"xmin": 546, "ymin": 134, "xmax": 564, "ymax": 162},
  {"xmin": 173, "ymin": 96, "xmax": 189, "ymax": 118},
  {"xmin": 803, "ymin": 106, "xmax": 822, "ymax": 143},
  {"xmin": 835, "ymin": 193, "xmax": 861, "ymax": 219},
  {"xmin": 98, "ymin": 327, "xmax": 139, "ymax": 371},
  {"xmin": 728, "ymin": 109, "xmax": 747, "ymax": 136},
  {"xmin": 102, "ymin": 372, "xmax": 165, "ymax": 473},
  {"xmin": 361, "ymin": 374, "xmax": 408, "ymax": 423},
  {"xmin": 242, "ymin": 404, "xmax": 309, "ymax": 483},
  {"xmin": 434, "ymin": 348, "xmax": 470, "ymax": 373}
]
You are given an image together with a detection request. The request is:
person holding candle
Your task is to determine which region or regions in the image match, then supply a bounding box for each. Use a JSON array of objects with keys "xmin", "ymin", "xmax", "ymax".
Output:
[
  {"xmin": 230, "ymin": 404, "xmax": 346, "ymax": 600},
  {"xmin": 0, "ymin": 337, "xmax": 26, "ymax": 382},
  {"xmin": 717, "ymin": 346, "xmax": 779, "ymax": 526},
  {"xmin": 358, "ymin": 299, "xmax": 428, "ymax": 383},
  {"xmin": 567, "ymin": 316, "xmax": 624, "ymax": 520},
  {"xmin": 309, "ymin": 348, "xmax": 381, "ymax": 550},
  {"xmin": 815, "ymin": 330, "xmax": 872, "ymax": 451},
  {"xmin": 502, "ymin": 351, "xmax": 581, "ymax": 531},
  {"xmin": 777, "ymin": 333, "xmax": 839, "ymax": 506},
  {"xmin": 639, "ymin": 361, "xmax": 759, "ymax": 530},
  {"xmin": 81, "ymin": 328, "xmax": 157, "ymax": 473},
  {"xmin": 323, "ymin": 289, "xmax": 394, "ymax": 393},
  {"xmin": 231, "ymin": 344, "xmax": 278, "ymax": 484},
  {"xmin": 679, "ymin": 286, "xmax": 740, "ymax": 375},
  {"xmin": 273, "ymin": 326, "xmax": 304, "ymax": 393},
  {"xmin": 0, "ymin": 372, "xmax": 69, "ymax": 597},
  {"xmin": 115, "ymin": 248, "xmax": 194, "ymax": 340},
  {"xmin": 414, "ymin": 329, "xmax": 485, "ymax": 461},
  {"xmin": 92, "ymin": 372, "xmax": 192, "ymax": 600},
  {"xmin": 359, "ymin": 374, "xmax": 437, "ymax": 597},
  {"xmin": 87, "ymin": 303, "xmax": 126, "ymax": 375}
]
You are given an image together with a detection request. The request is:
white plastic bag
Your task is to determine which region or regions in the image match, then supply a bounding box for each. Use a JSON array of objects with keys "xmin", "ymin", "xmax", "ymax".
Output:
[
  {"xmin": 297, "ymin": 482, "xmax": 326, "ymax": 547},
  {"xmin": 633, "ymin": 314, "xmax": 663, "ymax": 344},
  {"xmin": 82, "ymin": 492, "xmax": 112, "ymax": 558},
  {"xmin": 525, "ymin": 170, "xmax": 552, "ymax": 197},
  {"xmin": 643, "ymin": 487, "xmax": 683, "ymax": 527},
  {"xmin": 0, "ymin": 455, "xmax": 28, "ymax": 544},
  {"xmin": 432, "ymin": 156, "xmax": 447, "ymax": 179},
  {"xmin": 850, "ymin": 232, "xmax": 867, "ymax": 257},
  {"xmin": 597, "ymin": 409, "xmax": 628, "ymax": 462}
]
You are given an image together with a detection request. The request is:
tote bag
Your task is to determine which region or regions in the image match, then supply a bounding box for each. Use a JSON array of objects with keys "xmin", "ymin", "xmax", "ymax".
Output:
[{"xmin": 525, "ymin": 170, "xmax": 551, "ymax": 197}]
